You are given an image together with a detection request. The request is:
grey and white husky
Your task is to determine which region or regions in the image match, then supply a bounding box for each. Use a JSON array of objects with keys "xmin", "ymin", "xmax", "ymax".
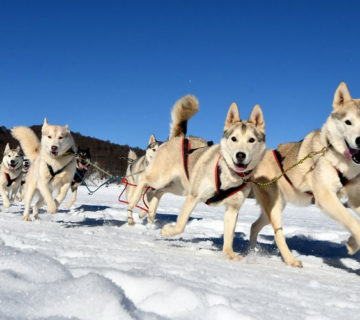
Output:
[
  {"xmin": 0, "ymin": 143, "xmax": 24, "ymax": 209},
  {"xmin": 127, "ymin": 95, "xmax": 266, "ymax": 260},
  {"xmin": 251, "ymin": 82, "xmax": 360, "ymax": 267}
]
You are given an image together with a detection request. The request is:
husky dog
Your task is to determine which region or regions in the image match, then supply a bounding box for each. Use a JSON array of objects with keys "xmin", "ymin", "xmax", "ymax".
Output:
[
  {"xmin": 127, "ymin": 95, "xmax": 266, "ymax": 260},
  {"xmin": 0, "ymin": 143, "xmax": 24, "ymax": 209},
  {"xmin": 12, "ymin": 119, "xmax": 77, "ymax": 221},
  {"xmin": 66, "ymin": 147, "xmax": 91, "ymax": 209},
  {"xmin": 250, "ymin": 82, "xmax": 360, "ymax": 267},
  {"xmin": 17, "ymin": 157, "xmax": 30, "ymax": 201},
  {"xmin": 125, "ymin": 134, "xmax": 161, "ymax": 225}
]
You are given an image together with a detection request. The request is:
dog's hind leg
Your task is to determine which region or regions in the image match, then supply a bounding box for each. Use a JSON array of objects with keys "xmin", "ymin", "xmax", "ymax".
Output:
[
  {"xmin": 161, "ymin": 194, "xmax": 197, "ymax": 237},
  {"xmin": 55, "ymin": 182, "xmax": 71, "ymax": 209},
  {"xmin": 146, "ymin": 190, "xmax": 164, "ymax": 223},
  {"xmin": 250, "ymin": 210, "xmax": 270, "ymax": 249},
  {"xmin": 32, "ymin": 195, "xmax": 44, "ymax": 219}
]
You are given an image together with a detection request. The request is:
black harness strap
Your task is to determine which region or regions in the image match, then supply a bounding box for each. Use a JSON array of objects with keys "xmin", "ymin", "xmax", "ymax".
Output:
[
  {"xmin": 336, "ymin": 169, "xmax": 350, "ymax": 186},
  {"xmin": 273, "ymin": 149, "xmax": 293, "ymax": 186},
  {"xmin": 47, "ymin": 159, "xmax": 74, "ymax": 183},
  {"xmin": 182, "ymin": 138, "xmax": 191, "ymax": 180},
  {"xmin": 4, "ymin": 173, "xmax": 18, "ymax": 187},
  {"xmin": 205, "ymin": 156, "xmax": 249, "ymax": 205}
]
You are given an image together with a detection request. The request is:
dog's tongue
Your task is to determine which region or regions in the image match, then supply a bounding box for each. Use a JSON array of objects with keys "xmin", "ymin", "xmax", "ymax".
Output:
[
  {"xmin": 344, "ymin": 147, "xmax": 360, "ymax": 164},
  {"xmin": 8, "ymin": 166, "xmax": 14, "ymax": 171},
  {"xmin": 234, "ymin": 163, "xmax": 247, "ymax": 172},
  {"xmin": 79, "ymin": 162, "xmax": 88, "ymax": 170}
]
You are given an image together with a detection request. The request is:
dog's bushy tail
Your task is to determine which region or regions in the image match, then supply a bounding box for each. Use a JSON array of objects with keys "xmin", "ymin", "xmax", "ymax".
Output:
[
  {"xmin": 169, "ymin": 95, "xmax": 199, "ymax": 139},
  {"xmin": 11, "ymin": 127, "xmax": 40, "ymax": 163},
  {"xmin": 128, "ymin": 149, "xmax": 138, "ymax": 162}
]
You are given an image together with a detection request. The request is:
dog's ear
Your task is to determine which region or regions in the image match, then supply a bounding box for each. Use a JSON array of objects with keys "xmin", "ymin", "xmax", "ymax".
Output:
[
  {"xmin": 249, "ymin": 104, "xmax": 265, "ymax": 131},
  {"xmin": 148, "ymin": 134, "xmax": 156, "ymax": 145},
  {"xmin": 15, "ymin": 145, "xmax": 21, "ymax": 152},
  {"xmin": 4, "ymin": 143, "xmax": 10, "ymax": 154},
  {"xmin": 43, "ymin": 118, "xmax": 48, "ymax": 126},
  {"xmin": 224, "ymin": 102, "xmax": 241, "ymax": 132},
  {"xmin": 333, "ymin": 82, "xmax": 352, "ymax": 109}
]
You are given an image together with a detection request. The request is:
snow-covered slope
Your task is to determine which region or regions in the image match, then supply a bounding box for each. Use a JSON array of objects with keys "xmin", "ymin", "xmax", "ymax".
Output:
[{"xmin": 0, "ymin": 185, "xmax": 359, "ymax": 319}]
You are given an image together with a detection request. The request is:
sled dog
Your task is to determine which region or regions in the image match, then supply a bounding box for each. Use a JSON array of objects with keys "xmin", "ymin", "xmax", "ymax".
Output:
[
  {"xmin": 250, "ymin": 82, "xmax": 360, "ymax": 267},
  {"xmin": 127, "ymin": 95, "xmax": 266, "ymax": 260},
  {"xmin": 17, "ymin": 157, "xmax": 30, "ymax": 201},
  {"xmin": 0, "ymin": 143, "xmax": 24, "ymax": 209},
  {"xmin": 125, "ymin": 134, "xmax": 161, "ymax": 225},
  {"xmin": 12, "ymin": 119, "xmax": 77, "ymax": 220},
  {"xmin": 66, "ymin": 147, "xmax": 91, "ymax": 209}
]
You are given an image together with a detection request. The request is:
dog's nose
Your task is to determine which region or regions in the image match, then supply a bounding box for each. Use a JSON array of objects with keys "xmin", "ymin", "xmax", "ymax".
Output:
[
  {"xmin": 51, "ymin": 146, "xmax": 58, "ymax": 151},
  {"xmin": 356, "ymin": 137, "xmax": 360, "ymax": 148},
  {"xmin": 10, "ymin": 160, "xmax": 15, "ymax": 165},
  {"xmin": 236, "ymin": 152, "xmax": 246, "ymax": 162}
]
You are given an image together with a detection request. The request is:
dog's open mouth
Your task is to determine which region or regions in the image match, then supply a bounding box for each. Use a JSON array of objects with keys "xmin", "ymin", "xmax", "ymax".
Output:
[
  {"xmin": 233, "ymin": 162, "xmax": 248, "ymax": 172},
  {"xmin": 8, "ymin": 163, "xmax": 16, "ymax": 171},
  {"xmin": 78, "ymin": 162, "xmax": 88, "ymax": 170},
  {"xmin": 50, "ymin": 151, "xmax": 58, "ymax": 157},
  {"xmin": 345, "ymin": 141, "xmax": 360, "ymax": 164}
]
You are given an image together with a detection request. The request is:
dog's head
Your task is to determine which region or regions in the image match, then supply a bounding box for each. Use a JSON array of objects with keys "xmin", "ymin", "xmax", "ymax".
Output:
[
  {"xmin": 145, "ymin": 134, "xmax": 161, "ymax": 164},
  {"xmin": 22, "ymin": 158, "xmax": 30, "ymax": 173},
  {"xmin": 327, "ymin": 82, "xmax": 360, "ymax": 164},
  {"xmin": 2, "ymin": 143, "xmax": 24, "ymax": 172},
  {"xmin": 41, "ymin": 118, "xmax": 75, "ymax": 158},
  {"xmin": 77, "ymin": 147, "xmax": 91, "ymax": 170},
  {"xmin": 221, "ymin": 103, "xmax": 266, "ymax": 173}
]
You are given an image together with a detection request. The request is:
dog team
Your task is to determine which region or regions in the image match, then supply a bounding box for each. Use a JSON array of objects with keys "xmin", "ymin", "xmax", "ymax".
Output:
[{"xmin": 2, "ymin": 82, "xmax": 360, "ymax": 267}]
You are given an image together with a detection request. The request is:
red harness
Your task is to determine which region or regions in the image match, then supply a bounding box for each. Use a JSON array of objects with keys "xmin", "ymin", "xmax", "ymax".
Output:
[
  {"xmin": 205, "ymin": 156, "xmax": 251, "ymax": 205},
  {"xmin": 4, "ymin": 172, "xmax": 18, "ymax": 187}
]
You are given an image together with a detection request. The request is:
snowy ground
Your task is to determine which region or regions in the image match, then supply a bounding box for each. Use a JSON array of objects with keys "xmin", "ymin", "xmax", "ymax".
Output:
[{"xmin": 0, "ymin": 185, "xmax": 359, "ymax": 320}]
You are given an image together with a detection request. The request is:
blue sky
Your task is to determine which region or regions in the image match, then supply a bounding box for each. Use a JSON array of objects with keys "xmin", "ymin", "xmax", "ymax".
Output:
[{"xmin": 1, "ymin": 0, "xmax": 360, "ymax": 149}]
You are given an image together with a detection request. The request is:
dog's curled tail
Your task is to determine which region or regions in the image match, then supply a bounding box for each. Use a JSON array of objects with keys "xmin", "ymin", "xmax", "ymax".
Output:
[
  {"xmin": 128, "ymin": 149, "xmax": 138, "ymax": 162},
  {"xmin": 169, "ymin": 95, "xmax": 199, "ymax": 139},
  {"xmin": 11, "ymin": 126, "xmax": 40, "ymax": 163}
]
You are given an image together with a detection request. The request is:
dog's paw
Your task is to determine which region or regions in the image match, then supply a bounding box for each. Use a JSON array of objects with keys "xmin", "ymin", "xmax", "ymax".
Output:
[
  {"xmin": 223, "ymin": 250, "xmax": 243, "ymax": 261},
  {"xmin": 138, "ymin": 211, "xmax": 147, "ymax": 219},
  {"xmin": 47, "ymin": 203, "xmax": 57, "ymax": 214},
  {"xmin": 127, "ymin": 217, "xmax": 135, "ymax": 226},
  {"xmin": 286, "ymin": 259, "xmax": 303, "ymax": 268},
  {"xmin": 161, "ymin": 224, "xmax": 177, "ymax": 237},
  {"xmin": 346, "ymin": 235, "xmax": 360, "ymax": 255},
  {"xmin": 22, "ymin": 215, "xmax": 31, "ymax": 222}
]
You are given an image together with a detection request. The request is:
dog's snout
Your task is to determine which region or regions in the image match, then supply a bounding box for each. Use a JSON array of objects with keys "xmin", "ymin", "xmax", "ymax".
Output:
[
  {"xmin": 356, "ymin": 137, "xmax": 360, "ymax": 147},
  {"xmin": 51, "ymin": 146, "xmax": 58, "ymax": 151},
  {"xmin": 236, "ymin": 152, "xmax": 246, "ymax": 162},
  {"xmin": 10, "ymin": 160, "xmax": 15, "ymax": 165}
]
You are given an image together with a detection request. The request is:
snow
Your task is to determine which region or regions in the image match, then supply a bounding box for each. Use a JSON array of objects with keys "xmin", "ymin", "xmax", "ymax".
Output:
[{"xmin": 0, "ymin": 185, "xmax": 359, "ymax": 320}]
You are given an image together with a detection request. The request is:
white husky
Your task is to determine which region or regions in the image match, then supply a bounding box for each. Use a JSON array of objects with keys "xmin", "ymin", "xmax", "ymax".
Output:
[
  {"xmin": 0, "ymin": 143, "xmax": 24, "ymax": 209},
  {"xmin": 12, "ymin": 119, "xmax": 77, "ymax": 220},
  {"xmin": 127, "ymin": 96, "xmax": 266, "ymax": 260},
  {"xmin": 251, "ymin": 82, "xmax": 360, "ymax": 267}
]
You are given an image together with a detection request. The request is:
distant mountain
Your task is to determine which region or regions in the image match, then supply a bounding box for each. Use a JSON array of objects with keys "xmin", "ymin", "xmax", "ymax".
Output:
[{"xmin": 0, "ymin": 125, "xmax": 145, "ymax": 179}]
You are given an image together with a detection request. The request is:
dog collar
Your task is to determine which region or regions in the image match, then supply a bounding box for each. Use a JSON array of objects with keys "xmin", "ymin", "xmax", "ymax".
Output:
[{"xmin": 4, "ymin": 172, "xmax": 18, "ymax": 187}]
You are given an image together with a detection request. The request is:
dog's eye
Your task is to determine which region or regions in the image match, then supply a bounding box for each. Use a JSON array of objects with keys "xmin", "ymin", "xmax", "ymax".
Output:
[
  {"xmin": 231, "ymin": 137, "xmax": 237, "ymax": 142},
  {"xmin": 345, "ymin": 120, "xmax": 352, "ymax": 126},
  {"xmin": 248, "ymin": 138, "xmax": 255, "ymax": 143},
  {"xmin": 59, "ymin": 136, "xmax": 63, "ymax": 139},
  {"xmin": 152, "ymin": 149, "xmax": 156, "ymax": 152},
  {"xmin": 48, "ymin": 136, "xmax": 52, "ymax": 139}
]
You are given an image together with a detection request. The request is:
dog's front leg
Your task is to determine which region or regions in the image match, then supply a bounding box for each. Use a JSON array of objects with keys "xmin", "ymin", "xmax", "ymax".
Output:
[
  {"xmin": 0, "ymin": 185, "xmax": 10, "ymax": 208},
  {"xmin": 55, "ymin": 182, "xmax": 71, "ymax": 208},
  {"xmin": 66, "ymin": 186, "xmax": 77, "ymax": 209},
  {"xmin": 146, "ymin": 190, "xmax": 164, "ymax": 223},
  {"xmin": 38, "ymin": 182, "xmax": 57, "ymax": 214},
  {"xmin": 161, "ymin": 194, "xmax": 197, "ymax": 237},
  {"xmin": 315, "ymin": 188, "xmax": 360, "ymax": 255},
  {"xmin": 127, "ymin": 179, "xmax": 148, "ymax": 225},
  {"xmin": 223, "ymin": 204, "xmax": 242, "ymax": 261}
]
